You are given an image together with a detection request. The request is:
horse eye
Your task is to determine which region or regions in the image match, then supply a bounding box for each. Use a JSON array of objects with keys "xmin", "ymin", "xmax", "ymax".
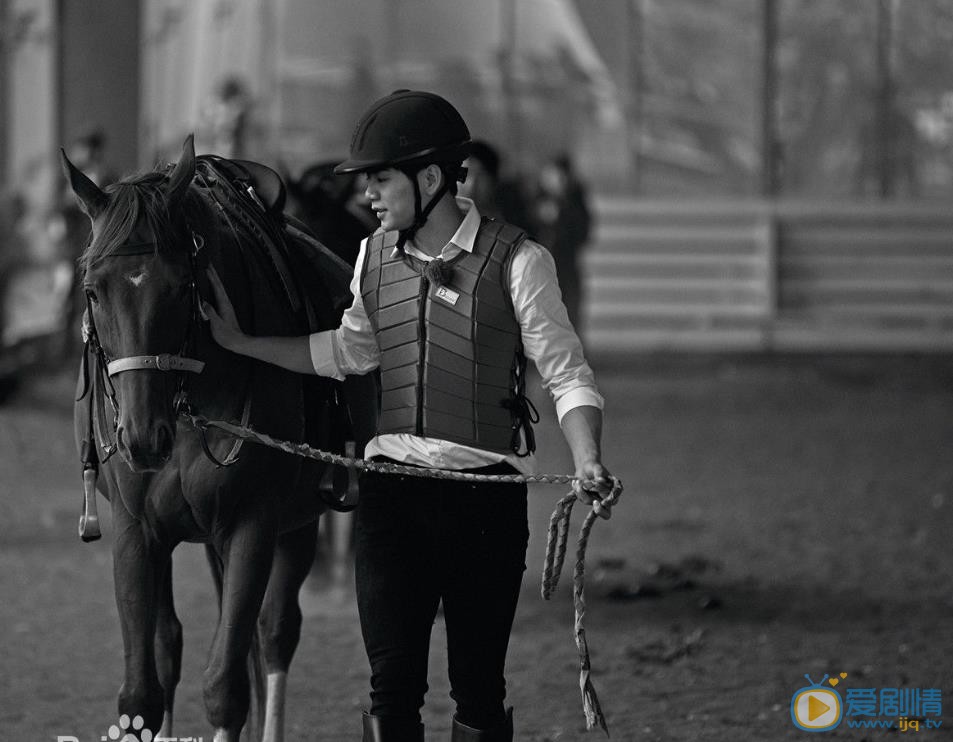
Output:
[{"xmin": 85, "ymin": 289, "xmax": 99, "ymax": 305}]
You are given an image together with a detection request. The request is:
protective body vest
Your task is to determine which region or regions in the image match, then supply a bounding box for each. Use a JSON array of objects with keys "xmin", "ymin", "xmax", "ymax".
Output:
[{"xmin": 360, "ymin": 218, "xmax": 535, "ymax": 455}]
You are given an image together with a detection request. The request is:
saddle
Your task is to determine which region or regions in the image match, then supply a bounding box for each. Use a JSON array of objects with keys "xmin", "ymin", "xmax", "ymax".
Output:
[
  {"xmin": 206, "ymin": 157, "xmax": 287, "ymax": 218},
  {"xmin": 193, "ymin": 154, "xmax": 353, "ymax": 327}
]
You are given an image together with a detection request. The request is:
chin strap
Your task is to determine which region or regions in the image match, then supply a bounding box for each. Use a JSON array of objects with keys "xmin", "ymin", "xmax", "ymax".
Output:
[{"xmin": 394, "ymin": 163, "xmax": 467, "ymax": 256}]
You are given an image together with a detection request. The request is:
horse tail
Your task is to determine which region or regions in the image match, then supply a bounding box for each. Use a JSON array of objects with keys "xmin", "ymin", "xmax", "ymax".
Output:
[{"xmin": 203, "ymin": 545, "xmax": 267, "ymax": 741}]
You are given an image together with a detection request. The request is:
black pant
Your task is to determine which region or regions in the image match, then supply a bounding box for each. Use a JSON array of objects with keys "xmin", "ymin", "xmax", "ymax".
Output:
[{"xmin": 355, "ymin": 462, "xmax": 529, "ymax": 729}]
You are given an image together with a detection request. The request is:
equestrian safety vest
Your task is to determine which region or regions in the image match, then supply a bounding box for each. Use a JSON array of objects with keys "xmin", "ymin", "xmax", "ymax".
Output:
[{"xmin": 361, "ymin": 218, "xmax": 536, "ymax": 455}]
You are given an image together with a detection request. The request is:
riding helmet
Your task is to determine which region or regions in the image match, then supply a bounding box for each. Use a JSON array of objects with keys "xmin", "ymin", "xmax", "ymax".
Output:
[{"xmin": 334, "ymin": 90, "xmax": 471, "ymax": 178}]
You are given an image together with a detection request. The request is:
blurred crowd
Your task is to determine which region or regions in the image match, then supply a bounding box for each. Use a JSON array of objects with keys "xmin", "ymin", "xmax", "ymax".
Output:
[
  {"xmin": 0, "ymin": 129, "xmax": 115, "ymax": 388},
  {"xmin": 458, "ymin": 141, "xmax": 592, "ymax": 331}
]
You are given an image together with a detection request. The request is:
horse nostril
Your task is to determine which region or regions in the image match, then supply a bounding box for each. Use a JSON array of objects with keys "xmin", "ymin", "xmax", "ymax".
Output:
[
  {"xmin": 116, "ymin": 425, "xmax": 128, "ymax": 454},
  {"xmin": 155, "ymin": 423, "xmax": 174, "ymax": 458}
]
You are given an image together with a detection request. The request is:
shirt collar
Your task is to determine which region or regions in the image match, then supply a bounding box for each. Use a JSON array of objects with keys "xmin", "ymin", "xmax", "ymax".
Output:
[{"xmin": 390, "ymin": 197, "xmax": 482, "ymax": 260}]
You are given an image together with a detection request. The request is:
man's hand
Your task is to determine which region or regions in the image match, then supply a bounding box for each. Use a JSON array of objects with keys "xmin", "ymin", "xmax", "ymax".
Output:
[
  {"xmin": 560, "ymin": 406, "xmax": 618, "ymax": 519},
  {"xmin": 572, "ymin": 460, "xmax": 616, "ymax": 519},
  {"xmin": 202, "ymin": 266, "xmax": 245, "ymax": 352}
]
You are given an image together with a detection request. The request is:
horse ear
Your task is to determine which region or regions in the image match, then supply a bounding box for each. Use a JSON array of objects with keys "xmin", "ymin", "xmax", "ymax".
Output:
[
  {"xmin": 60, "ymin": 148, "xmax": 108, "ymax": 219},
  {"xmin": 165, "ymin": 134, "xmax": 196, "ymax": 204}
]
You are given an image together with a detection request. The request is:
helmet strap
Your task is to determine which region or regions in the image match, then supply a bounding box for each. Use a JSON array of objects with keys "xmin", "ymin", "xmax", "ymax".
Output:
[{"xmin": 395, "ymin": 165, "xmax": 451, "ymax": 254}]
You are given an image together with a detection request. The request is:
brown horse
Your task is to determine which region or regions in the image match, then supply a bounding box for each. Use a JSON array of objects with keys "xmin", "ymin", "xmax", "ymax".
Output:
[{"xmin": 63, "ymin": 136, "xmax": 362, "ymax": 742}]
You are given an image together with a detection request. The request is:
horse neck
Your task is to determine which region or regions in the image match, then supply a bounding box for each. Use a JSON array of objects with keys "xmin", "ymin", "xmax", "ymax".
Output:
[{"xmin": 188, "ymin": 210, "xmax": 308, "ymax": 440}]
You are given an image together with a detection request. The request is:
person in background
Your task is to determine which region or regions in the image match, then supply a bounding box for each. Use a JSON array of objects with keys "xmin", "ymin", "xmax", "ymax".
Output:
[
  {"xmin": 460, "ymin": 139, "xmax": 531, "ymax": 232},
  {"xmin": 203, "ymin": 76, "xmax": 252, "ymax": 159},
  {"xmin": 67, "ymin": 129, "xmax": 116, "ymax": 188},
  {"xmin": 0, "ymin": 192, "xmax": 28, "ymax": 347},
  {"xmin": 529, "ymin": 153, "xmax": 592, "ymax": 334},
  {"xmin": 204, "ymin": 90, "xmax": 615, "ymax": 742},
  {"xmin": 286, "ymin": 160, "xmax": 377, "ymax": 266}
]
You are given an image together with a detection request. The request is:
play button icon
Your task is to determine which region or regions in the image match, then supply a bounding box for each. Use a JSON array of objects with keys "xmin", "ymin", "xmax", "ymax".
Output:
[
  {"xmin": 791, "ymin": 683, "xmax": 843, "ymax": 732},
  {"xmin": 808, "ymin": 694, "xmax": 831, "ymax": 721}
]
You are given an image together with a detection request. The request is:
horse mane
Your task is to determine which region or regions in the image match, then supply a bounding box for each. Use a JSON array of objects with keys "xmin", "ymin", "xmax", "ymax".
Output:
[{"xmin": 81, "ymin": 170, "xmax": 207, "ymax": 273}]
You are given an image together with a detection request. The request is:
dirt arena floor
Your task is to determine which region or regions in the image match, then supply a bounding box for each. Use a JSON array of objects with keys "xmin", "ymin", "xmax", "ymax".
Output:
[{"xmin": 2, "ymin": 353, "xmax": 952, "ymax": 741}]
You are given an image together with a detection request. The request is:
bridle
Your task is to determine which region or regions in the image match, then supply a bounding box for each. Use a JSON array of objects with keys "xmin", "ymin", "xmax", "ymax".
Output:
[
  {"xmin": 93, "ymin": 232, "xmax": 205, "ymax": 376},
  {"xmin": 73, "ymin": 155, "xmax": 299, "ymax": 541},
  {"xmin": 79, "ymin": 230, "xmax": 206, "ymax": 464}
]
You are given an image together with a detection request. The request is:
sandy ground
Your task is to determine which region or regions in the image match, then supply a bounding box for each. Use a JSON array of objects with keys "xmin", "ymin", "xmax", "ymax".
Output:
[{"xmin": 1, "ymin": 353, "xmax": 952, "ymax": 741}]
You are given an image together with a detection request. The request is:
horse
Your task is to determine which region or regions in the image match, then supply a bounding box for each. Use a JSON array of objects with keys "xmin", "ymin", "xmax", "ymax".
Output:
[{"xmin": 62, "ymin": 135, "xmax": 362, "ymax": 742}]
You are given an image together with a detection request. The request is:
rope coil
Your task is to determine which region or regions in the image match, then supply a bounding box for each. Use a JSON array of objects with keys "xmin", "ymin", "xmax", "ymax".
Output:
[{"xmin": 182, "ymin": 413, "xmax": 623, "ymax": 735}]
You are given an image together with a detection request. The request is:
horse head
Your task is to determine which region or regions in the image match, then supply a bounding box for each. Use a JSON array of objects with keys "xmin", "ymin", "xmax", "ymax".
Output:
[{"xmin": 63, "ymin": 136, "xmax": 205, "ymax": 473}]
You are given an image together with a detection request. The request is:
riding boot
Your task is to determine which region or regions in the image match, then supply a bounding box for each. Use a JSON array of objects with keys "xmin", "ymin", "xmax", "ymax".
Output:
[
  {"xmin": 450, "ymin": 707, "xmax": 514, "ymax": 742},
  {"xmin": 362, "ymin": 711, "xmax": 425, "ymax": 742}
]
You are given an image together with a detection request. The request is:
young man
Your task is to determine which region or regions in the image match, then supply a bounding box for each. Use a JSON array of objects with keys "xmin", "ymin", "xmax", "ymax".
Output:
[{"xmin": 205, "ymin": 90, "xmax": 615, "ymax": 742}]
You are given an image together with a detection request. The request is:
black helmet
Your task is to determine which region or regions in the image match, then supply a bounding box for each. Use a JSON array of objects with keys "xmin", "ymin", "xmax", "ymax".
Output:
[{"xmin": 334, "ymin": 90, "xmax": 471, "ymax": 176}]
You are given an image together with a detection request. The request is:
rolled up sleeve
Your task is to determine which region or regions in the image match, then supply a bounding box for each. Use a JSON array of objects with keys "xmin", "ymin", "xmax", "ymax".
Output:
[
  {"xmin": 309, "ymin": 331, "xmax": 344, "ymax": 379},
  {"xmin": 510, "ymin": 241, "xmax": 604, "ymax": 423}
]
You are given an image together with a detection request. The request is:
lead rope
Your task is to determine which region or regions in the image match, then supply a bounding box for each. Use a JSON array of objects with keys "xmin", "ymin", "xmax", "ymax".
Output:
[
  {"xmin": 542, "ymin": 490, "xmax": 622, "ymax": 736},
  {"xmin": 181, "ymin": 412, "xmax": 621, "ymax": 735}
]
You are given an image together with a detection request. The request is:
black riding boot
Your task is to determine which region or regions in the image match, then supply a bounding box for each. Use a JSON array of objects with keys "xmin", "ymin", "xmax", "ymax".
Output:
[
  {"xmin": 362, "ymin": 711, "xmax": 425, "ymax": 742},
  {"xmin": 450, "ymin": 707, "xmax": 514, "ymax": 742}
]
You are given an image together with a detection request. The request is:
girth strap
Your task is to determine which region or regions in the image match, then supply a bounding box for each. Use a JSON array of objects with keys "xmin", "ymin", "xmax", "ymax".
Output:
[{"xmin": 107, "ymin": 354, "xmax": 206, "ymax": 376}]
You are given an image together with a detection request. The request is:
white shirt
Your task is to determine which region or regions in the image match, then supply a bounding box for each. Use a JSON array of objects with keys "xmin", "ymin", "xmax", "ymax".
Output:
[{"xmin": 308, "ymin": 198, "xmax": 603, "ymax": 474}]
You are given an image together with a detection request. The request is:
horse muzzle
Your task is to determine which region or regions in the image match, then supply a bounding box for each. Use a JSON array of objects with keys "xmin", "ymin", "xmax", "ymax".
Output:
[
  {"xmin": 117, "ymin": 420, "xmax": 175, "ymax": 472},
  {"xmin": 107, "ymin": 354, "xmax": 202, "ymax": 472}
]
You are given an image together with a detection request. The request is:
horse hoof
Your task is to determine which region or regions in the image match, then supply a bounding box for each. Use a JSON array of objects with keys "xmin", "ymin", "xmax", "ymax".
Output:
[{"xmin": 79, "ymin": 514, "xmax": 102, "ymax": 542}]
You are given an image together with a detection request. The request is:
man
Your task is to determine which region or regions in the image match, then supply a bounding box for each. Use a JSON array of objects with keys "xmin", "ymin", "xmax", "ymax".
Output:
[{"xmin": 205, "ymin": 89, "xmax": 614, "ymax": 742}]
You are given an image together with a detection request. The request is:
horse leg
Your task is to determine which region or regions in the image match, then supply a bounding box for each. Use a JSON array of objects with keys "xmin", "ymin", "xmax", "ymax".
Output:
[
  {"xmin": 258, "ymin": 520, "xmax": 319, "ymax": 742},
  {"xmin": 111, "ymin": 501, "xmax": 166, "ymax": 733},
  {"xmin": 154, "ymin": 554, "xmax": 183, "ymax": 738},
  {"xmin": 204, "ymin": 503, "xmax": 278, "ymax": 742}
]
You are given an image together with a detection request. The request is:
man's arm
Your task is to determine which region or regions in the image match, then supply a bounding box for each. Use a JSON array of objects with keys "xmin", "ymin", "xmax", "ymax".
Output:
[
  {"xmin": 218, "ymin": 328, "xmax": 316, "ymax": 375},
  {"xmin": 510, "ymin": 241, "xmax": 616, "ymax": 516},
  {"xmin": 203, "ymin": 266, "xmax": 318, "ymax": 374},
  {"xmin": 560, "ymin": 404, "xmax": 615, "ymax": 517}
]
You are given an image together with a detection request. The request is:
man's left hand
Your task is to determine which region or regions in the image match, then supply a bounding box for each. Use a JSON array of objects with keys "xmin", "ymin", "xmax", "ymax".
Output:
[{"xmin": 573, "ymin": 461, "xmax": 617, "ymax": 519}]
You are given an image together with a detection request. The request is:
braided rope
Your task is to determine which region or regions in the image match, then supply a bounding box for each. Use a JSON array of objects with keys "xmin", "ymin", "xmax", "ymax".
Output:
[
  {"xmin": 575, "ymin": 508, "xmax": 609, "ymax": 735},
  {"xmin": 185, "ymin": 414, "xmax": 578, "ymax": 484},
  {"xmin": 182, "ymin": 413, "xmax": 622, "ymax": 734},
  {"xmin": 542, "ymin": 494, "xmax": 576, "ymax": 599},
  {"xmin": 541, "ymin": 485, "xmax": 622, "ymax": 737}
]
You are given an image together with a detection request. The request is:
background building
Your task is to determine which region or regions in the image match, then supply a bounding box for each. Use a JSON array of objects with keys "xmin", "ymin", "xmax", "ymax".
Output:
[{"xmin": 3, "ymin": 0, "xmax": 953, "ymax": 352}]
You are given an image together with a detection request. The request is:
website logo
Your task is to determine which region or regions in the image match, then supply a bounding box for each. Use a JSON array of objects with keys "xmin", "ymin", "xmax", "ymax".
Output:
[
  {"xmin": 791, "ymin": 674, "xmax": 844, "ymax": 732},
  {"xmin": 789, "ymin": 674, "xmax": 944, "ymax": 733},
  {"xmin": 55, "ymin": 713, "xmax": 205, "ymax": 741}
]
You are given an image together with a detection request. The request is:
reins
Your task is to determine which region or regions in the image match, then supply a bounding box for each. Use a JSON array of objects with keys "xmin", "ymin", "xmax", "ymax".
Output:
[{"xmin": 182, "ymin": 411, "xmax": 622, "ymax": 736}]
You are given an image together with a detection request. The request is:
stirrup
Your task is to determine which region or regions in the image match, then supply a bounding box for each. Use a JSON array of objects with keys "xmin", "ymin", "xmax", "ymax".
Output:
[{"xmin": 79, "ymin": 465, "xmax": 101, "ymax": 542}]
